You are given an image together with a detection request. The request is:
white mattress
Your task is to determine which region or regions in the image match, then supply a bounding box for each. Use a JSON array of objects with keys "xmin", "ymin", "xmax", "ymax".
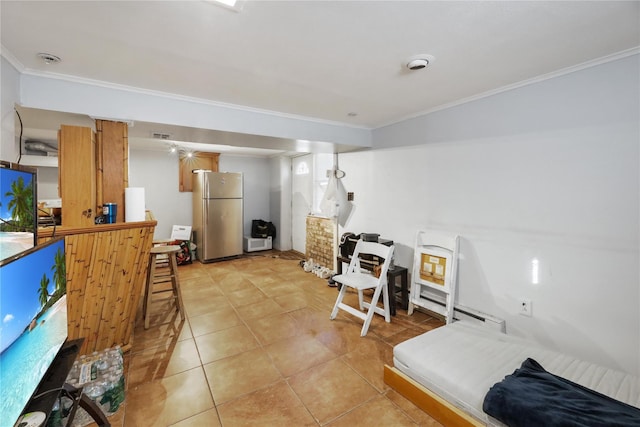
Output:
[{"xmin": 393, "ymin": 321, "xmax": 640, "ymax": 424}]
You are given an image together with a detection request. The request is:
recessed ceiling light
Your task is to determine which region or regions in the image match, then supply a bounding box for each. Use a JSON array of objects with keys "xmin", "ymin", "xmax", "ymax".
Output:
[
  {"xmin": 37, "ymin": 53, "xmax": 61, "ymax": 64},
  {"xmin": 405, "ymin": 54, "xmax": 435, "ymax": 71},
  {"xmin": 210, "ymin": 0, "xmax": 236, "ymax": 6},
  {"xmin": 204, "ymin": 0, "xmax": 244, "ymax": 11}
]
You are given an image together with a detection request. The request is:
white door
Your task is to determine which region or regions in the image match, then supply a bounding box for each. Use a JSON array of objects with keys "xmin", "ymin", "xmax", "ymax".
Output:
[{"xmin": 291, "ymin": 155, "xmax": 313, "ymax": 254}]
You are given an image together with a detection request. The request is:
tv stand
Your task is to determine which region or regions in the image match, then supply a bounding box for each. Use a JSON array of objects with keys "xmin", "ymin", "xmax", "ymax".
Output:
[{"xmin": 21, "ymin": 338, "xmax": 110, "ymax": 427}]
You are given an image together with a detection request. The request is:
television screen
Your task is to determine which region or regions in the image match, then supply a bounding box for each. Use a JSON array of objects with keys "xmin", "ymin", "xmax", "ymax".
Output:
[
  {"xmin": 0, "ymin": 237, "xmax": 67, "ymax": 426},
  {"xmin": 0, "ymin": 161, "xmax": 38, "ymax": 261}
]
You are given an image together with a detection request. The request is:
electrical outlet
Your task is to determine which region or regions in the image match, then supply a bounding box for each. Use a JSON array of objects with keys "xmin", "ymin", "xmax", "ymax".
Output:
[{"xmin": 519, "ymin": 298, "xmax": 532, "ymax": 317}]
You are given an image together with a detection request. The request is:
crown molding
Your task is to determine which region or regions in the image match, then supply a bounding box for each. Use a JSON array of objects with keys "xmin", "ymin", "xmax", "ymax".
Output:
[
  {"xmin": 379, "ymin": 47, "xmax": 640, "ymax": 129},
  {"xmin": 0, "ymin": 44, "xmax": 26, "ymax": 73},
  {"xmin": 16, "ymin": 65, "xmax": 371, "ymax": 131}
]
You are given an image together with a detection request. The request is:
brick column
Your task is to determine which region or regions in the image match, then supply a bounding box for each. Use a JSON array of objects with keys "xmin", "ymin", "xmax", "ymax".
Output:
[{"xmin": 305, "ymin": 216, "xmax": 336, "ymax": 270}]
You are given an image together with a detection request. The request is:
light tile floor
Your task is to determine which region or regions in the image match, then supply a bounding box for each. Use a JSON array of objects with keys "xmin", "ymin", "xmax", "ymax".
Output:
[{"xmin": 89, "ymin": 251, "xmax": 445, "ymax": 426}]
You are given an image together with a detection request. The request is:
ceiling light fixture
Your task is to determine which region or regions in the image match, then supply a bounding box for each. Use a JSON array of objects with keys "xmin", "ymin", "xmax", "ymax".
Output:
[
  {"xmin": 204, "ymin": 0, "xmax": 244, "ymax": 12},
  {"xmin": 405, "ymin": 54, "xmax": 435, "ymax": 71},
  {"xmin": 37, "ymin": 52, "xmax": 61, "ymax": 64},
  {"xmin": 210, "ymin": 0, "xmax": 236, "ymax": 7}
]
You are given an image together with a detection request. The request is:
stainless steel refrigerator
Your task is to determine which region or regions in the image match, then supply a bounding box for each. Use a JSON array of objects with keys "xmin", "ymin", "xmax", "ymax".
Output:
[{"xmin": 192, "ymin": 171, "xmax": 243, "ymax": 262}]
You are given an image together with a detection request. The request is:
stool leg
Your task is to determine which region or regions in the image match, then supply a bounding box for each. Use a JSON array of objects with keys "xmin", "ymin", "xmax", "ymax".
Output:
[
  {"xmin": 169, "ymin": 252, "xmax": 185, "ymax": 320},
  {"xmin": 144, "ymin": 253, "xmax": 157, "ymax": 330}
]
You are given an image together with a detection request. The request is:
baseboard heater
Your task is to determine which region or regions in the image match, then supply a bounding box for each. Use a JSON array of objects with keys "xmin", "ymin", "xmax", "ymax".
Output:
[{"xmin": 416, "ymin": 293, "xmax": 506, "ymax": 333}]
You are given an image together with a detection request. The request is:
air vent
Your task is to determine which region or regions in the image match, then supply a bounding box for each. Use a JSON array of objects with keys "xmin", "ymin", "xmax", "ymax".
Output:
[{"xmin": 152, "ymin": 132, "xmax": 171, "ymax": 140}]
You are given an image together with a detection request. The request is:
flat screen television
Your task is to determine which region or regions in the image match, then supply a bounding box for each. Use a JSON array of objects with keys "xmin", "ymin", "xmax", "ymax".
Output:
[
  {"xmin": 0, "ymin": 161, "xmax": 38, "ymax": 261},
  {"xmin": 0, "ymin": 237, "xmax": 67, "ymax": 426}
]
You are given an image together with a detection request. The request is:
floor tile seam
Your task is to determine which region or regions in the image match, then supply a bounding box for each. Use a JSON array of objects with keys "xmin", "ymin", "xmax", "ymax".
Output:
[
  {"xmin": 336, "ymin": 353, "xmax": 390, "ymax": 394},
  {"xmin": 189, "ymin": 322, "xmax": 246, "ymax": 339},
  {"xmin": 193, "ymin": 337, "xmax": 262, "ymax": 367},
  {"xmin": 381, "ymin": 389, "xmax": 426, "ymax": 426},
  {"xmin": 231, "ymin": 301, "xmax": 272, "ymax": 348},
  {"xmin": 261, "ymin": 339, "xmax": 342, "ymax": 380},
  {"xmin": 198, "ymin": 340, "xmax": 278, "ymax": 372},
  {"xmin": 210, "ymin": 376, "xmax": 287, "ymax": 409},
  {"xmin": 307, "ymin": 332, "xmax": 349, "ymax": 360},
  {"xmin": 316, "ymin": 393, "xmax": 382, "ymax": 427},
  {"xmin": 280, "ymin": 377, "xmax": 323, "ymax": 426},
  {"xmin": 240, "ymin": 310, "xmax": 301, "ymax": 345},
  {"xmin": 126, "ymin": 354, "xmax": 196, "ymax": 387},
  {"xmin": 379, "ymin": 330, "xmax": 419, "ymax": 347},
  {"xmin": 183, "ymin": 296, "xmax": 236, "ymax": 320},
  {"xmin": 235, "ymin": 314, "xmax": 294, "ymax": 374},
  {"xmin": 127, "ymin": 338, "xmax": 187, "ymax": 366},
  {"xmin": 186, "ymin": 297, "xmax": 256, "ymax": 339},
  {"xmin": 180, "ymin": 288, "xmax": 226, "ymax": 300},
  {"xmin": 185, "ymin": 350, "xmax": 220, "ymax": 416},
  {"xmin": 125, "ymin": 364, "xmax": 208, "ymax": 397},
  {"xmin": 129, "ymin": 319, "xmax": 192, "ymax": 355},
  {"xmin": 165, "ymin": 407, "xmax": 221, "ymax": 427}
]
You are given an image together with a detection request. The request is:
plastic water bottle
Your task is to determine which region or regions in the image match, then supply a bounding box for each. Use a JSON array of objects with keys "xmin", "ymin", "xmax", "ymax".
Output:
[
  {"xmin": 99, "ymin": 374, "xmax": 116, "ymax": 416},
  {"xmin": 47, "ymin": 399, "xmax": 63, "ymax": 427}
]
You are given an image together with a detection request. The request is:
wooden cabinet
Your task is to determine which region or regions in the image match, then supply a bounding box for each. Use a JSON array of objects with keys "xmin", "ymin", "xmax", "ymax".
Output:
[
  {"xmin": 58, "ymin": 125, "xmax": 96, "ymax": 227},
  {"xmin": 179, "ymin": 152, "xmax": 219, "ymax": 192},
  {"xmin": 59, "ymin": 122, "xmax": 129, "ymax": 225},
  {"xmin": 96, "ymin": 120, "xmax": 128, "ymax": 223}
]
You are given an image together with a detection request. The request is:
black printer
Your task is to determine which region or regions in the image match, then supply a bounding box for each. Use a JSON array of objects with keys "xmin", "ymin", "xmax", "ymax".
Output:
[{"xmin": 339, "ymin": 233, "xmax": 393, "ymax": 262}]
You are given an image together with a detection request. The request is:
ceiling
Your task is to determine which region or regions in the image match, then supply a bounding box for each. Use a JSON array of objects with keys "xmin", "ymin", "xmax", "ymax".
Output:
[{"xmin": 2, "ymin": 1, "xmax": 639, "ymax": 155}]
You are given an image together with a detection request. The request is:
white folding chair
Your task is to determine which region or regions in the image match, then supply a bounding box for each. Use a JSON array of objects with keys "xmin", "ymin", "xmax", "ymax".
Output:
[{"xmin": 330, "ymin": 240, "xmax": 395, "ymax": 336}]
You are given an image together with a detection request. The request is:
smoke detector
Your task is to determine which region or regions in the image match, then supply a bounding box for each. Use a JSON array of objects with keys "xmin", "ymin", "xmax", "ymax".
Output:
[{"xmin": 406, "ymin": 54, "xmax": 435, "ymax": 71}]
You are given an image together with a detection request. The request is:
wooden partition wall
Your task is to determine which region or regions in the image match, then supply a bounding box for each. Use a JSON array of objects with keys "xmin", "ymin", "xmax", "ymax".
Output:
[{"xmin": 38, "ymin": 218, "xmax": 156, "ymax": 355}]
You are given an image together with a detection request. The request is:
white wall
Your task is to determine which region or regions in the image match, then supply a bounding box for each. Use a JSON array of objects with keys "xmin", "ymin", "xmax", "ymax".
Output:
[
  {"xmin": 35, "ymin": 167, "xmax": 59, "ymax": 199},
  {"xmin": 1, "ymin": 56, "xmax": 20, "ymax": 161},
  {"xmin": 269, "ymin": 156, "xmax": 292, "ymax": 251},
  {"xmin": 128, "ymin": 149, "xmax": 191, "ymax": 239},
  {"xmin": 219, "ymin": 155, "xmax": 271, "ymax": 236},
  {"xmin": 340, "ymin": 55, "xmax": 640, "ymax": 374},
  {"xmin": 128, "ymin": 149, "xmax": 274, "ymax": 241},
  {"xmin": 18, "ymin": 74, "xmax": 371, "ymax": 148}
]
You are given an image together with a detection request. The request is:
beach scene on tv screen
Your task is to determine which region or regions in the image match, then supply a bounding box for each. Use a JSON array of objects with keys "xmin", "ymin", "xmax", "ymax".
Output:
[
  {"xmin": 0, "ymin": 168, "xmax": 36, "ymax": 260},
  {"xmin": 0, "ymin": 239, "xmax": 67, "ymax": 425}
]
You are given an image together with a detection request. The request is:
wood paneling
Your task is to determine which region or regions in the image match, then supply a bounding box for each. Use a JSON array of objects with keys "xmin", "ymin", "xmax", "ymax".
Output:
[
  {"xmin": 38, "ymin": 219, "xmax": 157, "ymax": 355},
  {"xmin": 58, "ymin": 125, "xmax": 96, "ymax": 227},
  {"xmin": 96, "ymin": 120, "xmax": 128, "ymax": 223},
  {"xmin": 179, "ymin": 152, "xmax": 219, "ymax": 192}
]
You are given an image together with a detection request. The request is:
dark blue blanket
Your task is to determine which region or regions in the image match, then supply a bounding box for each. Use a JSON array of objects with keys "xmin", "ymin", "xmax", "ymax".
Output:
[{"xmin": 482, "ymin": 358, "xmax": 640, "ymax": 427}]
